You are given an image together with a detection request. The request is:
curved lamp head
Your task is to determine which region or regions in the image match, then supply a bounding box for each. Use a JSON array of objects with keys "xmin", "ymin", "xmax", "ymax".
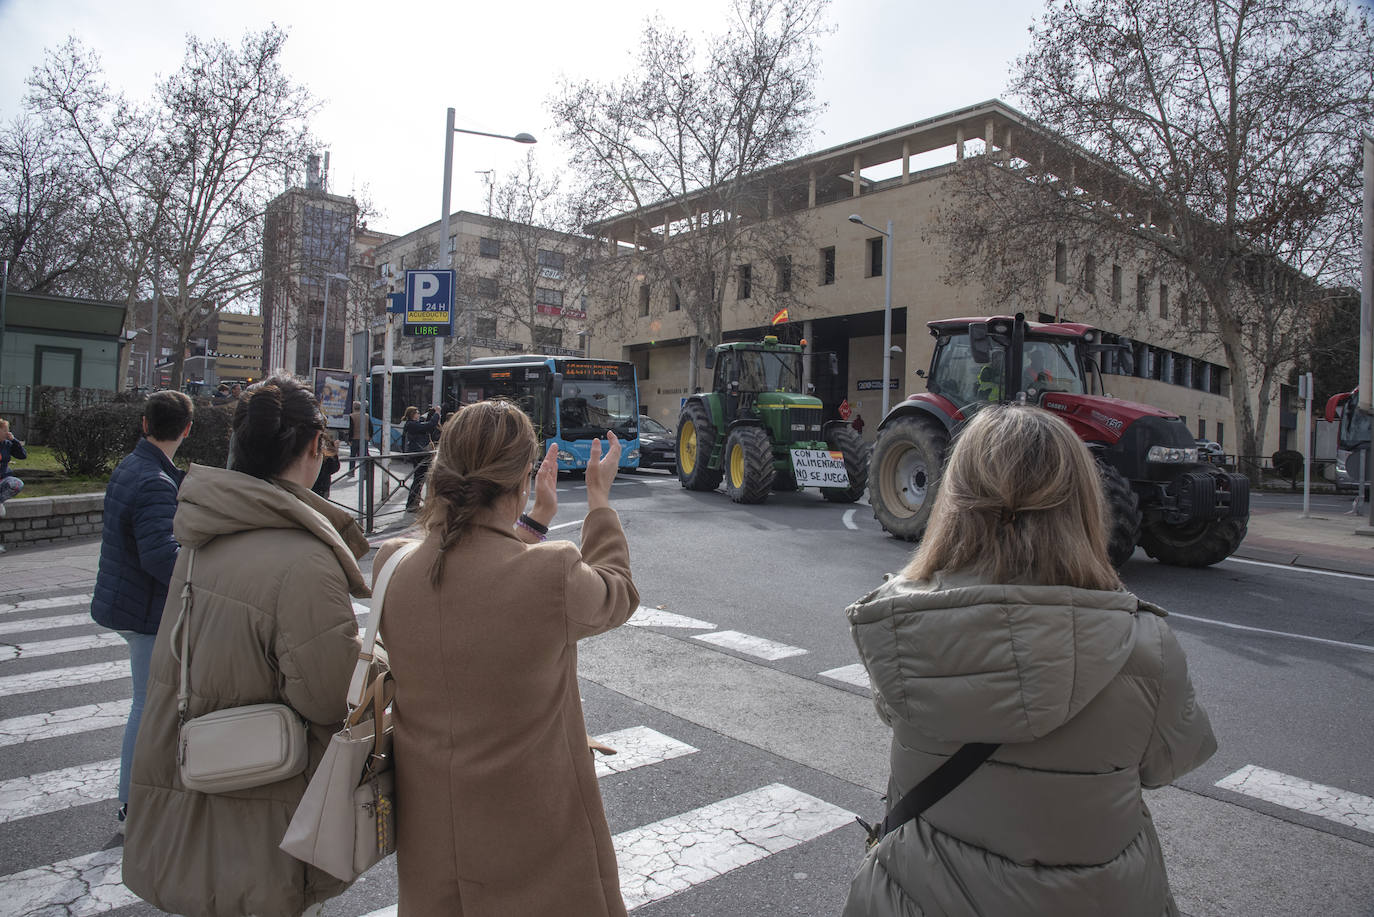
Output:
[
  {"xmin": 513, "ymin": 133, "xmax": 538, "ymax": 144},
  {"xmin": 847, "ymin": 214, "xmax": 864, "ymax": 225}
]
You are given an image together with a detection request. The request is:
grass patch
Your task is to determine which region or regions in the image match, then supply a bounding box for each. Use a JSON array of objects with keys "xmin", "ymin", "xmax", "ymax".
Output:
[
  {"xmin": 11, "ymin": 444, "xmax": 64, "ymax": 474},
  {"xmin": 16, "ymin": 479, "xmax": 108, "ymax": 499},
  {"xmin": 8, "ymin": 446, "xmax": 109, "ymax": 498}
]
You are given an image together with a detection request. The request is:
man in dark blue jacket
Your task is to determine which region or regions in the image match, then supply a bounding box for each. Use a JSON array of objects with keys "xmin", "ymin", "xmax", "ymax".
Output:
[{"xmin": 90, "ymin": 390, "xmax": 193, "ymax": 828}]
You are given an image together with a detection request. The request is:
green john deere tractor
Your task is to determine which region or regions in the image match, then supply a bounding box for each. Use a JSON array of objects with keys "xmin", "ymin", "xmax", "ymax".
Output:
[{"xmin": 677, "ymin": 336, "xmax": 868, "ymax": 504}]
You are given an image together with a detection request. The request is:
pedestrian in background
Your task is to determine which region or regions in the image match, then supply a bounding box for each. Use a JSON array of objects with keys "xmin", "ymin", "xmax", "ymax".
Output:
[
  {"xmin": 123, "ymin": 375, "xmax": 369, "ymax": 917},
  {"xmin": 374, "ymin": 400, "xmax": 638, "ymax": 916},
  {"xmin": 311, "ymin": 432, "xmax": 340, "ymax": 499},
  {"xmin": 844, "ymin": 405, "xmax": 1215, "ymax": 917},
  {"xmin": 402, "ymin": 404, "xmax": 441, "ymax": 512},
  {"xmin": 90, "ymin": 390, "xmax": 194, "ymax": 828},
  {"xmin": 0, "ymin": 417, "xmax": 26, "ymax": 519},
  {"xmin": 345, "ymin": 400, "xmax": 368, "ymax": 478}
]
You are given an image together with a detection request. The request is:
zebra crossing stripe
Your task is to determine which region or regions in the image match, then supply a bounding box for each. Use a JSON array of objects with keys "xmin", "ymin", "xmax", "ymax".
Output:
[
  {"xmin": 615, "ymin": 783, "xmax": 853, "ymax": 909},
  {"xmin": 0, "ymin": 701, "xmax": 132, "ymax": 749},
  {"xmin": 0, "ymin": 759, "xmax": 118, "ymax": 824},
  {"xmin": 1, "ymin": 848, "xmax": 136, "ymax": 917},
  {"xmin": 1216, "ymin": 765, "xmax": 1374, "ymax": 834},
  {"xmin": 0, "ymin": 633, "xmax": 124, "ymax": 663},
  {"xmin": 592, "ymin": 726, "xmax": 698, "ymax": 778},
  {"xmin": 626, "ymin": 607, "xmax": 716, "ymax": 630},
  {"xmin": 0, "ymin": 661, "xmax": 130, "ymax": 698},
  {"xmin": 818, "ymin": 663, "xmax": 871, "ymax": 689},
  {"xmin": 0, "ymin": 594, "xmax": 93, "ymax": 617},
  {"xmin": 692, "ymin": 630, "xmax": 808, "ymax": 661},
  {"xmin": 0, "ymin": 613, "xmax": 97, "ymax": 638}
]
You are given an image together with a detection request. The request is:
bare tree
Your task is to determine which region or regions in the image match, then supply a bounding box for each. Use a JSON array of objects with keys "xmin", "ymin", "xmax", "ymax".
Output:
[
  {"xmin": 939, "ymin": 0, "xmax": 1374, "ymax": 474},
  {"xmin": 550, "ymin": 0, "xmax": 830, "ymax": 369}
]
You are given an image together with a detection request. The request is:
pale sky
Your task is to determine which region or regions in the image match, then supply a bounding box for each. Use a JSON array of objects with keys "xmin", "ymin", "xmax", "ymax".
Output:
[{"xmin": 0, "ymin": 0, "xmax": 1047, "ymax": 237}]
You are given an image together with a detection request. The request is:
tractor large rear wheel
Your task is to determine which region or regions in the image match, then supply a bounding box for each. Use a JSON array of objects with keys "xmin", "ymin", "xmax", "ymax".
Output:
[
  {"xmin": 677, "ymin": 402, "xmax": 723, "ymax": 491},
  {"xmin": 869, "ymin": 416, "xmax": 948, "ymax": 540},
  {"xmin": 724, "ymin": 426, "xmax": 775, "ymax": 504},
  {"xmin": 1099, "ymin": 463, "xmax": 1141, "ymax": 568},
  {"xmin": 1139, "ymin": 517, "xmax": 1248, "ymax": 567},
  {"xmin": 821, "ymin": 425, "xmax": 869, "ymax": 503}
]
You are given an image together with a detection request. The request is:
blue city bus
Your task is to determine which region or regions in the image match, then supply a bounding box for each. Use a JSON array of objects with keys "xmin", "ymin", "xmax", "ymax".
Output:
[{"xmin": 371, "ymin": 355, "xmax": 641, "ymax": 472}]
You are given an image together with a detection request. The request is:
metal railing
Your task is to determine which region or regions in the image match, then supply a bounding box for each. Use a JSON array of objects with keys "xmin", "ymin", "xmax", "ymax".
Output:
[{"xmin": 316, "ymin": 449, "xmax": 434, "ymax": 535}]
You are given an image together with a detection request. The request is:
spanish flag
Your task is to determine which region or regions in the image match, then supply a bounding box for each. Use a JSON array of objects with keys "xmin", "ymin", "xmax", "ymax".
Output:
[{"xmin": 770, "ymin": 307, "xmax": 789, "ymax": 326}]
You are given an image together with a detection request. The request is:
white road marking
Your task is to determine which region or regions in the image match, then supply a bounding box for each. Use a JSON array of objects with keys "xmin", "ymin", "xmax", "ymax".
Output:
[
  {"xmin": 615, "ymin": 783, "xmax": 854, "ymax": 910},
  {"xmin": 0, "ymin": 661, "xmax": 130, "ymax": 697},
  {"xmin": 0, "ymin": 847, "xmax": 137, "ymax": 917},
  {"xmin": 353, "ymin": 601, "xmax": 370, "ymax": 617},
  {"xmin": 0, "ymin": 594, "xmax": 93, "ymax": 617},
  {"xmin": 692, "ymin": 630, "xmax": 808, "ymax": 661},
  {"xmin": 1222, "ymin": 557, "xmax": 1374, "ymax": 582},
  {"xmin": 0, "ymin": 632, "xmax": 124, "ymax": 663},
  {"xmin": 0, "ymin": 613, "xmax": 97, "ymax": 638},
  {"xmin": 818, "ymin": 663, "xmax": 871, "ymax": 689},
  {"xmin": 627, "ymin": 607, "xmax": 716, "ymax": 630},
  {"xmin": 1167, "ymin": 612, "xmax": 1374, "ymax": 654},
  {"xmin": 592, "ymin": 726, "xmax": 698, "ymax": 778},
  {"xmin": 842, "ymin": 509, "xmax": 857, "ymax": 530},
  {"xmin": 1216, "ymin": 765, "xmax": 1374, "ymax": 834},
  {"xmin": 0, "ymin": 759, "xmax": 118, "ymax": 824},
  {"xmin": 0, "ymin": 700, "xmax": 131, "ymax": 748}
]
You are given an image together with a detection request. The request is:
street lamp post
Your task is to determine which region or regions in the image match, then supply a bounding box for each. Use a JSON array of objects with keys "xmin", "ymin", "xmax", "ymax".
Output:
[
  {"xmin": 848, "ymin": 214, "xmax": 895, "ymax": 417},
  {"xmin": 318, "ymin": 272, "xmax": 348, "ymax": 371},
  {"xmin": 435, "ymin": 109, "xmax": 536, "ymax": 408}
]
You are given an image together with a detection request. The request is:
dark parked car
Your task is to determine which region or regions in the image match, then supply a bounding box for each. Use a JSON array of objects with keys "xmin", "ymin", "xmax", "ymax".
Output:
[{"xmin": 637, "ymin": 416, "xmax": 677, "ymax": 470}]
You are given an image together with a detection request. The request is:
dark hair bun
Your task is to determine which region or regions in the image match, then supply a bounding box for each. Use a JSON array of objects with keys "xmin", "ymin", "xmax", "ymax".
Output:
[{"xmin": 231, "ymin": 375, "xmax": 324, "ymax": 480}]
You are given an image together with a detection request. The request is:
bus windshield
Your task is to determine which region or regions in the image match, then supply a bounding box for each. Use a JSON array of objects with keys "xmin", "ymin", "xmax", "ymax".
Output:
[{"xmin": 558, "ymin": 379, "xmax": 638, "ymax": 441}]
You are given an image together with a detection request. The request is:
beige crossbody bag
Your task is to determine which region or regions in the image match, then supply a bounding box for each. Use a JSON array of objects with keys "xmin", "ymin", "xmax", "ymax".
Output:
[{"xmin": 172, "ymin": 548, "xmax": 309, "ymax": 794}]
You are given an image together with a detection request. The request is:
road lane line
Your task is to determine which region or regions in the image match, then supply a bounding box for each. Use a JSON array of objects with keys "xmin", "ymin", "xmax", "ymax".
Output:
[
  {"xmin": 0, "ymin": 632, "xmax": 124, "ymax": 663},
  {"xmin": 0, "ymin": 847, "xmax": 137, "ymax": 917},
  {"xmin": 842, "ymin": 509, "xmax": 857, "ymax": 530},
  {"xmin": 0, "ymin": 701, "xmax": 131, "ymax": 748},
  {"xmin": 627, "ymin": 607, "xmax": 716, "ymax": 630},
  {"xmin": 0, "ymin": 594, "xmax": 93, "ymax": 617},
  {"xmin": 0, "ymin": 613, "xmax": 98, "ymax": 638},
  {"xmin": 550, "ymin": 520, "xmax": 583, "ymax": 532},
  {"xmin": 615, "ymin": 783, "xmax": 853, "ymax": 910},
  {"xmin": 1167, "ymin": 612, "xmax": 1374, "ymax": 654},
  {"xmin": 592, "ymin": 726, "xmax": 698, "ymax": 778},
  {"xmin": 0, "ymin": 661, "xmax": 130, "ymax": 697},
  {"xmin": 692, "ymin": 630, "xmax": 808, "ymax": 661},
  {"xmin": 1216, "ymin": 765, "xmax": 1374, "ymax": 834},
  {"xmin": 819, "ymin": 663, "xmax": 871, "ymax": 689},
  {"xmin": 0, "ymin": 759, "xmax": 118, "ymax": 824},
  {"xmin": 1222, "ymin": 557, "xmax": 1374, "ymax": 582}
]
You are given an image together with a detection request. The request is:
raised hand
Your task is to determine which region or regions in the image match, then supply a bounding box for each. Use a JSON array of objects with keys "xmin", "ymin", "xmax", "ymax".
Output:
[
  {"xmin": 584, "ymin": 432, "xmax": 621, "ymax": 511},
  {"xmin": 530, "ymin": 441, "xmax": 559, "ymax": 525}
]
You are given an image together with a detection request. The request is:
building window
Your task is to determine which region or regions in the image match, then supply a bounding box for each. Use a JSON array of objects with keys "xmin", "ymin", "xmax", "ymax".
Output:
[
  {"xmin": 447, "ymin": 234, "xmax": 456, "ymax": 255},
  {"xmin": 1179, "ymin": 295, "xmax": 1190, "ymax": 327},
  {"xmin": 737, "ymin": 264, "xmax": 752, "ymax": 300},
  {"xmin": 535, "ymin": 287, "xmax": 564, "ymax": 308},
  {"xmin": 630, "ymin": 350, "xmax": 650, "ymax": 382},
  {"xmin": 533, "ymin": 325, "xmax": 562, "ymax": 348},
  {"xmin": 1216, "ymin": 421, "xmax": 1224, "ymax": 448},
  {"xmin": 378, "ymin": 262, "xmax": 392, "ymax": 279},
  {"xmin": 1198, "ymin": 418, "xmax": 1206, "ymax": 439},
  {"xmin": 479, "ymin": 237, "xmax": 501, "ymax": 259},
  {"xmin": 475, "ymin": 316, "xmax": 498, "ymax": 338},
  {"xmin": 669, "ymin": 281, "xmax": 681, "ymax": 312},
  {"xmin": 1055, "ymin": 242, "xmax": 1067, "ymax": 283},
  {"xmin": 1111, "ymin": 264, "xmax": 1122, "ymax": 304},
  {"xmin": 820, "ymin": 246, "xmax": 836, "ymax": 285},
  {"xmin": 775, "ymin": 256, "xmax": 792, "ymax": 293},
  {"xmin": 400, "ymin": 254, "xmax": 407, "ymax": 272},
  {"xmin": 1159, "ymin": 282, "xmax": 1169, "ymax": 319},
  {"xmin": 867, "ymin": 238, "xmax": 884, "ymax": 278},
  {"xmin": 638, "ymin": 284, "xmax": 650, "ymax": 317},
  {"xmin": 537, "ymin": 249, "xmax": 565, "ymax": 279},
  {"xmin": 1136, "ymin": 273, "xmax": 1148, "ymax": 312},
  {"xmin": 476, "ymin": 276, "xmax": 498, "ymax": 298},
  {"xmin": 1083, "ymin": 252, "xmax": 1096, "ymax": 293}
]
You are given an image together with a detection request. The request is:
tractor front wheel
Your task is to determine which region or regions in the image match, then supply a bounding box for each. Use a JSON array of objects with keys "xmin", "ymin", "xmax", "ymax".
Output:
[
  {"xmin": 821, "ymin": 425, "xmax": 869, "ymax": 503},
  {"xmin": 724, "ymin": 426, "xmax": 775, "ymax": 503},
  {"xmin": 1099, "ymin": 463, "xmax": 1141, "ymax": 568},
  {"xmin": 869, "ymin": 416, "xmax": 948, "ymax": 540},
  {"xmin": 1139, "ymin": 517, "xmax": 1248, "ymax": 567},
  {"xmin": 677, "ymin": 402, "xmax": 723, "ymax": 491}
]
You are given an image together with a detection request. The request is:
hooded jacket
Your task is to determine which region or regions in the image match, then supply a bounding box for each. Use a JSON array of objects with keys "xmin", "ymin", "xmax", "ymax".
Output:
[
  {"xmin": 123, "ymin": 464, "xmax": 369, "ymax": 917},
  {"xmin": 844, "ymin": 571, "xmax": 1216, "ymax": 917}
]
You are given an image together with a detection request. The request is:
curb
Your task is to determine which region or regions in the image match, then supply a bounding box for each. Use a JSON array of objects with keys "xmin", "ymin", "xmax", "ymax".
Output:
[{"xmin": 1230, "ymin": 544, "xmax": 1374, "ymax": 578}]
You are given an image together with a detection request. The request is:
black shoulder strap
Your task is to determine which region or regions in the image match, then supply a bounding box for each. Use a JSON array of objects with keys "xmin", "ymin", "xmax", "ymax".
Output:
[{"xmin": 859, "ymin": 742, "xmax": 1000, "ymax": 848}]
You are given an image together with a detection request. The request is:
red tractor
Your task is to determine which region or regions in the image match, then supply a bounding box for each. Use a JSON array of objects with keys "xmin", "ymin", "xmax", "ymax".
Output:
[{"xmin": 868, "ymin": 314, "xmax": 1251, "ymax": 567}]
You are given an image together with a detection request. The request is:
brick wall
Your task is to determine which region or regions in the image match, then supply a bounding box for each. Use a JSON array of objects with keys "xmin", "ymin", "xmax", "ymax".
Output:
[{"xmin": 0, "ymin": 494, "xmax": 104, "ymax": 550}]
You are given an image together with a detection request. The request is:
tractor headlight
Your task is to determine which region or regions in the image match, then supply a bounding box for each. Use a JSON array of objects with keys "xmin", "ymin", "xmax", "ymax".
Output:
[{"xmin": 1147, "ymin": 445, "xmax": 1199, "ymax": 464}]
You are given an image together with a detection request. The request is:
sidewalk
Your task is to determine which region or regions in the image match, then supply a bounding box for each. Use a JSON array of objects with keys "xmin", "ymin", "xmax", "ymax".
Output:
[{"xmin": 1236, "ymin": 505, "xmax": 1374, "ymax": 577}]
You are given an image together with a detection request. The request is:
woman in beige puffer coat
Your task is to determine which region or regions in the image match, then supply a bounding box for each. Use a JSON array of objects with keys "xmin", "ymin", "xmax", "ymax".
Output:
[{"xmin": 845, "ymin": 406, "xmax": 1216, "ymax": 917}]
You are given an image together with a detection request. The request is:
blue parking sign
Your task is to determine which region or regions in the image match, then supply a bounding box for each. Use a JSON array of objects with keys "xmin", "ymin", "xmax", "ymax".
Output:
[{"xmin": 403, "ymin": 270, "xmax": 454, "ymax": 337}]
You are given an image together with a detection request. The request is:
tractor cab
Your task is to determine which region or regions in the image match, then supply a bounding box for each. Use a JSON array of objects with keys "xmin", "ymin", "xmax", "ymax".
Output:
[
  {"xmin": 926, "ymin": 317, "xmax": 1107, "ymax": 411},
  {"xmin": 709, "ymin": 339, "xmax": 811, "ymax": 426}
]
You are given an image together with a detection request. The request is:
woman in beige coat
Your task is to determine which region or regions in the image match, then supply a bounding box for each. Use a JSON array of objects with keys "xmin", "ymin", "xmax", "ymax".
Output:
[
  {"xmin": 375, "ymin": 399, "xmax": 639, "ymax": 917},
  {"xmin": 844, "ymin": 406, "xmax": 1216, "ymax": 917},
  {"xmin": 123, "ymin": 376, "xmax": 368, "ymax": 917}
]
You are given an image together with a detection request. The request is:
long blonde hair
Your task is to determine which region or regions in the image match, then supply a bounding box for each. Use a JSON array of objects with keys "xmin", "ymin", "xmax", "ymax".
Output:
[
  {"xmin": 903, "ymin": 405, "xmax": 1121, "ymax": 591},
  {"xmin": 417, "ymin": 400, "xmax": 536, "ymax": 584}
]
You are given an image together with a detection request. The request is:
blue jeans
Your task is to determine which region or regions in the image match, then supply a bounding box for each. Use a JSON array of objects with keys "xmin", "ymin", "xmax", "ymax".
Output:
[{"xmin": 118, "ymin": 631, "xmax": 157, "ymax": 805}]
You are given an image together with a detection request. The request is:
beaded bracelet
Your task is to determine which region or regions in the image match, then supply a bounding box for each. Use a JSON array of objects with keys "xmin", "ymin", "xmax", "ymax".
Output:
[{"xmin": 518, "ymin": 513, "xmax": 549, "ymax": 535}]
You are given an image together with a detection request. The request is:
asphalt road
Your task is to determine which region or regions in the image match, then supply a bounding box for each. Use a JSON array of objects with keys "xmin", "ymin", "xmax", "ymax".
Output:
[{"xmin": 0, "ymin": 469, "xmax": 1370, "ymax": 917}]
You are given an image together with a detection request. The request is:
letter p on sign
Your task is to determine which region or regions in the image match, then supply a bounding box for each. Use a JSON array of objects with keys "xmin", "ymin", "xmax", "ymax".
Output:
[{"xmin": 415, "ymin": 272, "xmax": 439, "ymax": 302}]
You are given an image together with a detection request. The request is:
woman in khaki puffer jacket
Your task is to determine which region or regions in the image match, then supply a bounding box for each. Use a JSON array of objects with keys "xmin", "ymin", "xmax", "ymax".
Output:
[{"xmin": 845, "ymin": 406, "xmax": 1216, "ymax": 917}]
